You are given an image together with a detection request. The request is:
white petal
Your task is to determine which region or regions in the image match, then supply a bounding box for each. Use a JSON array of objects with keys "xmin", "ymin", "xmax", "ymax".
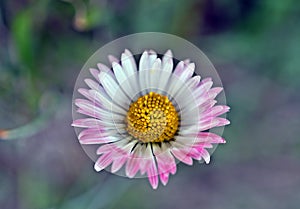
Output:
[
  {"xmin": 180, "ymin": 63, "xmax": 195, "ymax": 81},
  {"xmin": 148, "ymin": 58, "xmax": 161, "ymax": 90},
  {"xmin": 121, "ymin": 52, "xmax": 137, "ymax": 84},
  {"xmin": 112, "ymin": 62, "xmax": 127, "ymax": 85},
  {"xmin": 112, "ymin": 62, "xmax": 135, "ymax": 98},
  {"xmin": 187, "ymin": 75, "xmax": 201, "ymax": 90},
  {"xmin": 148, "ymin": 50, "xmax": 157, "ymax": 67},
  {"xmin": 162, "ymin": 50, "xmax": 173, "ymax": 68},
  {"xmin": 158, "ymin": 50, "xmax": 173, "ymax": 93},
  {"xmin": 165, "ymin": 74, "xmax": 185, "ymax": 101},
  {"xmin": 89, "ymin": 89, "xmax": 127, "ymax": 115},
  {"xmin": 139, "ymin": 51, "xmax": 150, "ymax": 94},
  {"xmin": 99, "ymin": 72, "xmax": 131, "ymax": 108},
  {"xmin": 194, "ymin": 79, "xmax": 213, "ymax": 98},
  {"xmin": 121, "ymin": 51, "xmax": 135, "ymax": 76}
]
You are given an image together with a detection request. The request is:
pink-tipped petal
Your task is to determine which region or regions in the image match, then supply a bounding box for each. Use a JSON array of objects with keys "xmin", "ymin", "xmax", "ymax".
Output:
[
  {"xmin": 111, "ymin": 156, "xmax": 128, "ymax": 173},
  {"xmin": 108, "ymin": 55, "xmax": 119, "ymax": 64},
  {"xmin": 89, "ymin": 68, "xmax": 100, "ymax": 82},
  {"xmin": 78, "ymin": 128, "xmax": 103, "ymax": 139},
  {"xmin": 173, "ymin": 61, "xmax": 185, "ymax": 77},
  {"xmin": 187, "ymin": 75, "xmax": 201, "ymax": 89},
  {"xmin": 171, "ymin": 148, "xmax": 193, "ymax": 165},
  {"xmin": 78, "ymin": 88, "xmax": 95, "ymax": 103},
  {"xmin": 159, "ymin": 172, "xmax": 169, "ymax": 186},
  {"xmin": 208, "ymin": 87, "xmax": 223, "ymax": 98},
  {"xmin": 84, "ymin": 78, "xmax": 100, "ymax": 91},
  {"xmin": 96, "ymin": 143, "xmax": 116, "ymax": 154},
  {"xmin": 94, "ymin": 153, "xmax": 113, "ymax": 171},
  {"xmin": 183, "ymin": 59, "xmax": 190, "ymax": 65},
  {"xmin": 126, "ymin": 155, "xmax": 140, "ymax": 178},
  {"xmin": 180, "ymin": 63, "xmax": 195, "ymax": 82},
  {"xmin": 194, "ymin": 80, "xmax": 213, "ymax": 97},
  {"xmin": 97, "ymin": 63, "xmax": 114, "ymax": 77},
  {"xmin": 197, "ymin": 132, "xmax": 226, "ymax": 144},
  {"xmin": 199, "ymin": 117, "xmax": 230, "ymax": 131},
  {"xmin": 147, "ymin": 158, "xmax": 159, "ymax": 189},
  {"xmin": 200, "ymin": 148, "xmax": 210, "ymax": 164},
  {"xmin": 79, "ymin": 136, "xmax": 118, "ymax": 145},
  {"xmin": 71, "ymin": 118, "xmax": 101, "ymax": 128}
]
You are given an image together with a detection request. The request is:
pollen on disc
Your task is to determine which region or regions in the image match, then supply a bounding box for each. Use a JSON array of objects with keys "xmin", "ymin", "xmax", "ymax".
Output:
[{"xmin": 126, "ymin": 92, "xmax": 179, "ymax": 143}]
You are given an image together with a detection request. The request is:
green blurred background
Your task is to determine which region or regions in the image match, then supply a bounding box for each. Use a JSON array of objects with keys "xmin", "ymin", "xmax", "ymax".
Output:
[{"xmin": 1, "ymin": 0, "xmax": 300, "ymax": 208}]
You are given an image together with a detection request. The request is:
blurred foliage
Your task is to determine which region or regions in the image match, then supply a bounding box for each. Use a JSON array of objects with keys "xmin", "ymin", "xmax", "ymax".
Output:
[{"xmin": 0, "ymin": 0, "xmax": 300, "ymax": 209}]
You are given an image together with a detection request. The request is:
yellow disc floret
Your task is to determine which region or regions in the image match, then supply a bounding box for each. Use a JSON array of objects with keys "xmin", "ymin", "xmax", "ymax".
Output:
[{"xmin": 126, "ymin": 92, "xmax": 179, "ymax": 143}]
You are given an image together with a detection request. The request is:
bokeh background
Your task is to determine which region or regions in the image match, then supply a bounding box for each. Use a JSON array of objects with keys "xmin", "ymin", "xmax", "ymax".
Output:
[{"xmin": 1, "ymin": 0, "xmax": 300, "ymax": 209}]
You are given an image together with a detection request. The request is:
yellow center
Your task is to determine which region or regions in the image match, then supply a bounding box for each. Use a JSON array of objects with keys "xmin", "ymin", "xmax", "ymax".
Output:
[{"xmin": 126, "ymin": 92, "xmax": 179, "ymax": 143}]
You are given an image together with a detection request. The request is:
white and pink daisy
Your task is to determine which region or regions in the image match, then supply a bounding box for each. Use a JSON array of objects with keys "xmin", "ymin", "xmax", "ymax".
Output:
[{"xmin": 72, "ymin": 49, "xmax": 230, "ymax": 189}]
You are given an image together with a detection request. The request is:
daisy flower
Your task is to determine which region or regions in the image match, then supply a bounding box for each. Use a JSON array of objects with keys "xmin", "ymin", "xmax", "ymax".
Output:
[{"xmin": 72, "ymin": 49, "xmax": 230, "ymax": 189}]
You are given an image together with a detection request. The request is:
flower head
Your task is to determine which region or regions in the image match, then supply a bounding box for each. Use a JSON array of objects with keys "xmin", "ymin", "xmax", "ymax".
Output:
[{"xmin": 72, "ymin": 49, "xmax": 230, "ymax": 189}]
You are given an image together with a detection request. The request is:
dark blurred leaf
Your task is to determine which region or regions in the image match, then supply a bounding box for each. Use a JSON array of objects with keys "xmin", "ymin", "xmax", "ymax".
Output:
[
  {"xmin": 85, "ymin": 6, "xmax": 103, "ymax": 29},
  {"xmin": 11, "ymin": 9, "xmax": 35, "ymax": 72}
]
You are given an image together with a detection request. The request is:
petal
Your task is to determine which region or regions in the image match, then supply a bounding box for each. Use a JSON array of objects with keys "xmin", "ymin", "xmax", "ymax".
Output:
[
  {"xmin": 89, "ymin": 68, "xmax": 100, "ymax": 82},
  {"xmin": 108, "ymin": 54, "xmax": 119, "ymax": 64},
  {"xmin": 80, "ymin": 135, "xmax": 119, "ymax": 145},
  {"xmin": 122, "ymin": 49, "xmax": 137, "ymax": 76},
  {"xmin": 197, "ymin": 132, "xmax": 226, "ymax": 144},
  {"xmin": 183, "ymin": 59, "xmax": 190, "ymax": 65},
  {"xmin": 71, "ymin": 118, "xmax": 102, "ymax": 128},
  {"xmin": 78, "ymin": 130, "xmax": 117, "ymax": 140},
  {"xmin": 121, "ymin": 50, "xmax": 139, "ymax": 94},
  {"xmin": 194, "ymin": 79, "xmax": 213, "ymax": 98},
  {"xmin": 170, "ymin": 147, "xmax": 193, "ymax": 165},
  {"xmin": 159, "ymin": 172, "xmax": 169, "ymax": 186},
  {"xmin": 202, "ymin": 105, "xmax": 230, "ymax": 119},
  {"xmin": 78, "ymin": 88, "xmax": 100, "ymax": 105},
  {"xmin": 75, "ymin": 99, "xmax": 119, "ymax": 120},
  {"xmin": 153, "ymin": 144, "xmax": 177, "ymax": 175},
  {"xmin": 158, "ymin": 50, "xmax": 173, "ymax": 92},
  {"xmin": 99, "ymin": 72, "xmax": 130, "ymax": 108},
  {"xmin": 178, "ymin": 63, "xmax": 195, "ymax": 82},
  {"xmin": 187, "ymin": 75, "xmax": 201, "ymax": 90},
  {"xmin": 147, "ymin": 158, "xmax": 159, "ymax": 189},
  {"xmin": 97, "ymin": 63, "xmax": 114, "ymax": 77},
  {"xmin": 199, "ymin": 148, "xmax": 210, "ymax": 164},
  {"xmin": 125, "ymin": 144, "xmax": 142, "ymax": 178},
  {"xmin": 199, "ymin": 117, "xmax": 230, "ymax": 131},
  {"xmin": 111, "ymin": 155, "xmax": 128, "ymax": 173},
  {"xmin": 208, "ymin": 87, "xmax": 223, "ymax": 99},
  {"xmin": 112, "ymin": 62, "xmax": 135, "ymax": 99},
  {"xmin": 89, "ymin": 89, "xmax": 127, "ymax": 115},
  {"xmin": 84, "ymin": 78, "xmax": 100, "ymax": 91},
  {"xmin": 139, "ymin": 51, "xmax": 150, "ymax": 95},
  {"xmin": 112, "ymin": 62, "xmax": 127, "ymax": 85},
  {"xmin": 78, "ymin": 128, "xmax": 103, "ymax": 139},
  {"xmin": 173, "ymin": 61, "xmax": 185, "ymax": 77},
  {"xmin": 94, "ymin": 152, "xmax": 113, "ymax": 171},
  {"xmin": 148, "ymin": 50, "xmax": 157, "ymax": 66},
  {"xmin": 162, "ymin": 50, "xmax": 173, "ymax": 69},
  {"xmin": 148, "ymin": 58, "xmax": 161, "ymax": 90},
  {"xmin": 143, "ymin": 145, "xmax": 158, "ymax": 189}
]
